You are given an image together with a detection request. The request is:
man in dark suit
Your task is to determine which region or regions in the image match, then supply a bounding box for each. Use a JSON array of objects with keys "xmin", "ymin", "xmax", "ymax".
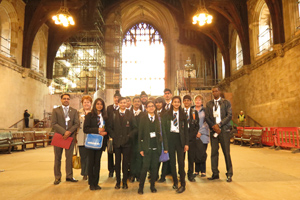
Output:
[
  {"xmin": 51, "ymin": 93, "xmax": 80, "ymax": 185},
  {"xmin": 129, "ymin": 96, "xmax": 143, "ymax": 182},
  {"xmin": 139, "ymin": 91, "xmax": 148, "ymax": 112},
  {"xmin": 205, "ymin": 86, "xmax": 233, "ymax": 182},
  {"xmin": 106, "ymin": 90, "xmax": 121, "ymax": 177},
  {"xmin": 183, "ymin": 95, "xmax": 200, "ymax": 182}
]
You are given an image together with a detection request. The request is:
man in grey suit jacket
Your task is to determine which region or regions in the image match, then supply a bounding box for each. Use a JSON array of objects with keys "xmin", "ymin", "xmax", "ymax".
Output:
[
  {"xmin": 205, "ymin": 86, "xmax": 233, "ymax": 182},
  {"xmin": 52, "ymin": 93, "xmax": 80, "ymax": 185}
]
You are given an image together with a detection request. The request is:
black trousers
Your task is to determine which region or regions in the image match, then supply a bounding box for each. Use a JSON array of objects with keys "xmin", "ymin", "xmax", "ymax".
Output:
[
  {"xmin": 168, "ymin": 133, "xmax": 186, "ymax": 187},
  {"xmin": 139, "ymin": 149, "xmax": 159, "ymax": 189},
  {"xmin": 107, "ymin": 151, "xmax": 114, "ymax": 173},
  {"xmin": 130, "ymin": 142, "xmax": 142, "ymax": 178},
  {"xmin": 86, "ymin": 148, "xmax": 103, "ymax": 186},
  {"xmin": 195, "ymin": 143, "xmax": 208, "ymax": 173},
  {"xmin": 25, "ymin": 118, "xmax": 29, "ymax": 128},
  {"xmin": 210, "ymin": 131, "xmax": 233, "ymax": 177},
  {"xmin": 115, "ymin": 146, "xmax": 131, "ymax": 184},
  {"xmin": 187, "ymin": 140, "xmax": 196, "ymax": 178}
]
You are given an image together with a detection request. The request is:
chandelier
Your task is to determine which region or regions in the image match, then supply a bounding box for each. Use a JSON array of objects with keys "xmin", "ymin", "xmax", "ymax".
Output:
[
  {"xmin": 52, "ymin": 0, "xmax": 75, "ymax": 27},
  {"xmin": 192, "ymin": 0, "xmax": 213, "ymax": 26}
]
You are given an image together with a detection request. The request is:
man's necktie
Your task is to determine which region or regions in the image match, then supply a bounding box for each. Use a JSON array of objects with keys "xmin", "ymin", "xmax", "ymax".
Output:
[
  {"xmin": 120, "ymin": 113, "xmax": 124, "ymax": 117},
  {"xmin": 97, "ymin": 116, "xmax": 101, "ymax": 127},
  {"xmin": 150, "ymin": 117, "xmax": 153, "ymax": 122},
  {"xmin": 185, "ymin": 110, "xmax": 190, "ymax": 122},
  {"xmin": 214, "ymin": 101, "xmax": 219, "ymax": 111},
  {"xmin": 173, "ymin": 113, "xmax": 178, "ymax": 126},
  {"xmin": 166, "ymin": 104, "xmax": 170, "ymax": 110},
  {"xmin": 64, "ymin": 107, "xmax": 68, "ymax": 118}
]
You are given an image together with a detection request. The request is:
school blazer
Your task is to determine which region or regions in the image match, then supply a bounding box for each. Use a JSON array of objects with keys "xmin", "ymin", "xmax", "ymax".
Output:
[
  {"xmin": 51, "ymin": 106, "xmax": 80, "ymax": 137},
  {"xmin": 138, "ymin": 114, "xmax": 168, "ymax": 154},
  {"xmin": 106, "ymin": 109, "xmax": 138, "ymax": 148},
  {"xmin": 162, "ymin": 109, "xmax": 189, "ymax": 147},
  {"xmin": 205, "ymin": 98, "xmax": 232, "ymax": 132},
  {"xmin": 83, "ymin": 112, "xmax": 108, "ymax": 150}
]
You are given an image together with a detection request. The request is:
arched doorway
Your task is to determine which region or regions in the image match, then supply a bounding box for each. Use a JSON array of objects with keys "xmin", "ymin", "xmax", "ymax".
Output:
[{"xmin": 121, "ymin": 22, "xmax": 165, "ymax": 96}]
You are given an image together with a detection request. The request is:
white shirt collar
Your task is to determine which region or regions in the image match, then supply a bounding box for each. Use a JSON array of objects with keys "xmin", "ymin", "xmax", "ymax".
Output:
[
  {"xmin": 214, "ymin": 97, "xmax": 221, "ymax": 102},
  {"xmin": 148, "ymin": 114, "xmax": 155, "ymax": 121},
  {"xmin": 119, "ymin": 109, "xmax": 126, "ymax": 114},
  {"xmin": 184, "ymin": 107, "xmax": 190, "ymax": 113},
  {"xmin": 62, "ymin": 105, "xmax": 69, "ymax": 109}
]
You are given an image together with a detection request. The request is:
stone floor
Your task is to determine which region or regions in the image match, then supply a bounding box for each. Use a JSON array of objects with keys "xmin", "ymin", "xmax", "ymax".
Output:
[{"xmin": 1, "ymin": 144, "xmax": 300, "ymax": 200}]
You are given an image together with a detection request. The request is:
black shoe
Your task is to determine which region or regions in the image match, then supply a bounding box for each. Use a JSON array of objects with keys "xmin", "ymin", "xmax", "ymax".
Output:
[
  {"xmin": 129, "ymin": 177, "xmax": 135, "ymax": 183},
  {"xmin": 227, "ymin": 176, "xmax": 232, "ymax": 182},
  {"xmin": 172, "ymin": 184, "xmax": 178, "ymax": 190},
  {"xmin": 115, "ymin": 183, "xmax": 120, "ymax": 189},
  {"xmin": 176, "ymin": 186, "xmax": 185, "ymax": 193},
  {"xmin": 109, "ymin": 171, "xmax": 114, "ymax": 178},
  {"xmin": 122, "ymin": 183, "xmax": 128, "ymax": 189},
  {"xmin": 90, "ymin": 185, "xmax": 96, "ymax": 191},
  {"xmin": 200, "ymin": 173, "xmax": 206, "ymax": 177},
  {"xmin": 138, "ymin": 188, "xmax": 144, "ymax": 195},
  {"xmin": 54, "ymin": 178, "xmax": 61, "ymax": 185},
  {"xmin": 157, "ymin": 178, "xmax": 166, "ymax": 183},
  {"xmin": 188, "ymin": 177, "xmax": 196, "ymax": 182},
  {"xmin": 208, "ymin": 175, "xmax": 219, "ymax": 180},
  {"xmin": 66, "ymin": 178, "xmax": 78, "ymax": 182},
  {"xmin": 95, "ymin": 185, "xmax": 102, "ymax": 190},
  {"xmin": 150, "ymin": 187, "xmax": 157, "ymax": 193}
]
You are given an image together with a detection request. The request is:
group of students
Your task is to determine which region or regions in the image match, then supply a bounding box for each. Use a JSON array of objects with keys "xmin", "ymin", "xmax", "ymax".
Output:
[
  {"xmin": 77, "ymin": 88, "xmax": 214, "ymax": 194},
  {"xmin": 53, "ymin": 86, "xmax": 233, "ymax": 195}
]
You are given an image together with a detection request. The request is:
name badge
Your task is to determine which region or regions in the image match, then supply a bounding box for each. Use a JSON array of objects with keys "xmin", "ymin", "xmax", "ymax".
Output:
[
  {"xmin": 213, "ymin": 111, "xmax": 219, "ymax": 118},
  {"xmin": 150, "ymin": 132, "xmax": 156, "ymax": 138},
  {"xmin": 66, "ymin": 116, "xmax": 70, "ymax": 121}
]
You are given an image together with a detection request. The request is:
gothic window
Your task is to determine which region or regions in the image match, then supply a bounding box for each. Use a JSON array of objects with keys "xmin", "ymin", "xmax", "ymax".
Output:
[
  {"xmin": 0, "ymin": 6, "xmax": 11, "ymax": 57},
  {"xmin": 297, "ymin": 0, "xmax": 300, "ymax": 29},
  {"xmin": 236, "ymin": 36, "xmax": 243, "ymax": 70},
  {"xmin": 122, "ymin": 22, "xmax": 165, "ymax": 96},
  {"xmin": 257, "ymin": 3, "xmax": 273, "ymax": 55}
]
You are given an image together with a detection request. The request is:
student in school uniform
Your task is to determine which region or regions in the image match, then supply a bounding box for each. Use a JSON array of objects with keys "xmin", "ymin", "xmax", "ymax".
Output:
[
  {"xmin": 126, "ymin": 96, "xmax": 132, "ymax": 110},
  {"xmin": 129, "ymin": 96, "xmax": 143, "ymax": 182},
  {"xmin": 107, "ymin": 97, "xmax": 138, "ymax": 189},
  {"xmin": 162, "ymin": 96, "xmax": 188, "ymax": 193},
  {"xmin": 106, "ymin": 90, "xmax": 121, "ymax": 177},
  {"xmin": 83, "ymin": 98, "xmax": 108, "ymax": 190},
  {"xmin": 182, "ymin": 95, "xmax": 200, "ymax": 182},
  {"xmin": 154, "ymin": 97, "xmax": 169, "ymax": 183},
  {"xmin": 138, "ymin": 101, "xmax": 168, "ymax": 194}
]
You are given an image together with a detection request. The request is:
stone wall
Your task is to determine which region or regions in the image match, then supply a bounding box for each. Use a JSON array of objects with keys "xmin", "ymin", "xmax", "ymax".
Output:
[
  {"xmin": 0, "ymin": 65, "xmax": 48, "ymax": 129},
  {"xmin": 227, "ymin": 44, "xmax": 300, "ymax": 127}
]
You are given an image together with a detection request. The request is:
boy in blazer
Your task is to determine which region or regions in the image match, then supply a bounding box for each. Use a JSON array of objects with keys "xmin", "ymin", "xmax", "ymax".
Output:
[
  {"xmin": 51, "ymin": 93, "xmax": 80, "ymax": 185},
  {"xmin": 106, "ymin": 90, "xmax": 121, "ymax": 177},
  {"xmin": 205, "ymin": 86, "xmax": 233, "ymax": 182},
  {"xmin": 162, "ymin": 96, "xmax": 188, "ymax": 193},
  {"xmin": 138, "ymin": 101, "xmax": 168, "ymax": 194},
  {"xmin": 129, "ymin": 96, "xmax": 143, "ymax": 182},
  {"xmin": 183, "ymin": 95, "xmax": 200, "ymax": 182},
  {"xmin": 107, "ymin": 97, "xmax": 138, "ymax": 189}
]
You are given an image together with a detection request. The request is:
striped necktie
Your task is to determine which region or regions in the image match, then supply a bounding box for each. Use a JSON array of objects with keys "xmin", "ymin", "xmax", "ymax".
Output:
[
  {"xmin": 185, "ymin": 110, "xmax": 190, "ymax": 122},
  {"xmin": 173, "ymin": 113, "xmax": 178, "ymax": 126},
  {"xmin": 150, "ymin": 117, "xmax": 153, "ymax": 122}
]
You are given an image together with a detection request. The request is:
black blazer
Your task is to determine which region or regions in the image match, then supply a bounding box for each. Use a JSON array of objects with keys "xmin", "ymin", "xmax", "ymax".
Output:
[
  {"xmin": 138, "ymin": 114, "xmax": 168, "ymax": 153},
  {"xmin": 83, "ymin": 112, "xmax": 108, "ymax": 150},
  {"xmin": 185, "ymin": 107, "xmax": 200, "ymax": 143},
  {"xmin": 107, "ymin": 104, "xmax": 118, "ymax": 118},
  {"xmin": 106, "ymin": 109, "xmax": 138, "ymax": 148},
  {"xmin": 162, "ymin": 108, "xmax": 189, "ymax": 147},
  {"xmin": 205, "ymin": 98, "xmax": 232, "ymax": 132}
]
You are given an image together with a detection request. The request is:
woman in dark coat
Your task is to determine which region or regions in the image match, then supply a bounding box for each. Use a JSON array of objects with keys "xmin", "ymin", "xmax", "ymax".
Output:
[{"xmin": 83, "ymin": 98, "xmax": 108, "ymax": 190}]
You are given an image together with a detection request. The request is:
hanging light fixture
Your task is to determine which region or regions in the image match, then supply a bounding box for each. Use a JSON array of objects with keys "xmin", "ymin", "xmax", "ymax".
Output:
[
  {"xmin": 192, "ymin": 0, "xmax": 213, "ymax": 26},
  {"xmin": 52, "ymin": 0, "xmax": 75, "ymax": 27}
]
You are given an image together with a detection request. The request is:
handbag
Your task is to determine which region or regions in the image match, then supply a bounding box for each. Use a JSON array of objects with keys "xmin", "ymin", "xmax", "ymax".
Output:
[
  {"xmin": 107, "ymin": 137, "xmax": 113, "ymax": 154},
  {"xmin": 72, "ymin": 144, "xmax": 81, "ymax": 169},
  {"xmin": 85, "ymin": 134, "xmax": 103, "ymax": 150},
  {"xmin": 159, "ymin": 145, "xmax": 169, "ymax": 162}
]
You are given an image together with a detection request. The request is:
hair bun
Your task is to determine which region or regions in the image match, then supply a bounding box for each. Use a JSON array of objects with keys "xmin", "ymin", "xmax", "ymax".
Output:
[{"xmin": 115, "ymin": 90, "xmax": 120, "ymax": 95}]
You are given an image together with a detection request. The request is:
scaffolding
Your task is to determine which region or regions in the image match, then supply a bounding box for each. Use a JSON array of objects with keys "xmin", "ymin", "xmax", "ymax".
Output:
[
  {"xmin": 105, "ymin": 7, "xmax": 122, "ymax": 89},
  {"xmin": 52, "ymin": 1, "xmax": 105, "ymax": 94}
]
